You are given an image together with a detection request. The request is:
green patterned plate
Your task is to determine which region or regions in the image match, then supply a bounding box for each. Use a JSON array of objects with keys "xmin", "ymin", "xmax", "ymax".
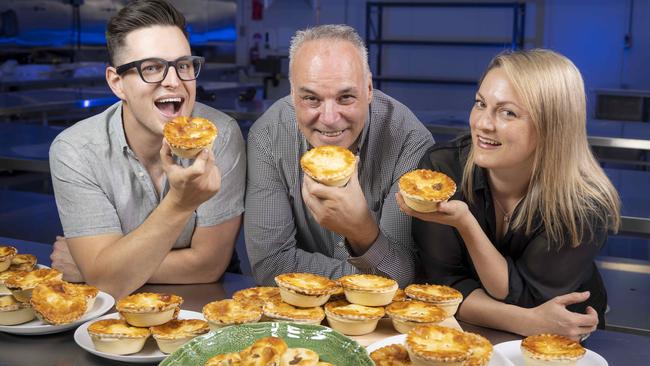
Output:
[{"xmin": 160, "ymin": 322, "xmax": 374, "ymax": 366}]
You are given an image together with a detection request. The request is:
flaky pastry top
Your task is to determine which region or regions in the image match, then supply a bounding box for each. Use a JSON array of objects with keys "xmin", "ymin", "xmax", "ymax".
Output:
[
  {"xmin": 163, "ymin": 116, "xmax": 217, "ymax": 149},
  {"xmin": 262, "ymin": 297, "xmax": 325, "ymax": 322},
  {"xmin": 521, "ymin": 334, "xmax": 586, "ymax": 360},
  {"xmin": 30, "ymin": 281, "xmax": 88, "ymax": 325},
  {"xmin": 202, "ymin": 299, "xmax": 262, "ymax": 324},
  {"xmin": 9, "ymin": 254, "xmax": 37, "ymax": 271},
  {"xmin": 369, "ymin": 344, "xmax": 412, "ymax": 366},
  {"xmin": 275, "ymin": 273, "xmax": 337, "ymax": 296},
  {"xmin": 150, "ymin": 319, "xmax": 209, "ymax": 339},
  {"xmin": 385, "ymin": 300, "xmax": 447, "ymax": 323},
  {"xmin": 324, "ymin": 300, "xmax": 384, "ymax": 320},
  {"xmin": 338, "ymin": 274, "xmax": 398, "ymax": 293},
  {"xmin": 5, "ymin": 268, "xmax": 62, "ymax": 290},
  {"xmin": 405, "ymin": 284, "xmax": 463, "ymax": 303},
  {"xmin": 0, "ymin": 294, "xmax": 31, "ymax": 311},
  {"xmin": 300, "ymin": 146, "xmax": 355, "ymax": 183},
  {"xmin": 405, "ymin": 325, "xmax": 469, "ymax": 362},
  {"xmin": 232, "ymin": 286, "xmax": 280, "ymax": 307},
  {"xmin": 88, "ymin": 319, "xmax": 151, "ymax": 339},
  {"xmin": 0, "ymin": 246, "xmax": 17, "ymax": 261},
  {"xmin": 116, "ymin": 292, "xmax": 183, "ymax": 313},
  {"xmin": 399, "ymin": 170, "xmax": 456, "ymax": 202}
]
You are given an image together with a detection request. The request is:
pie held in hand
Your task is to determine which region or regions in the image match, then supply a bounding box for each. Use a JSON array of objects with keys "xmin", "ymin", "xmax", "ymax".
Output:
[{"xmin": 163, "ymin": 116, "xmax": 218, "ymax": 159}]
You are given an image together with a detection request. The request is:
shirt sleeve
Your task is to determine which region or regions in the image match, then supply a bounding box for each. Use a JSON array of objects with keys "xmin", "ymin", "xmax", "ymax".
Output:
[
  {"xmin": 196, "ymin": 118, "xmax": 246, "ymax": 227},
  {"xmin": 348, "ymin": 128, "xmax": 434, "ymax": 287},
  {"xmin": 504, "ymin": 225, "xmax": 607, "ymax": 307},
  {"xmin": 49, "ymin": 139, "xmax": 123, "ymax": 238},
  {"xmin": 244, "ymin": 130, "xmax": 359, "ymax": 285}
]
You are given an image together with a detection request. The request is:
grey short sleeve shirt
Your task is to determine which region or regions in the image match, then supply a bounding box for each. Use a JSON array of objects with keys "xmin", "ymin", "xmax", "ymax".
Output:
[
  {"xmin": 244, "ymin": 90, "xmax": 434, "ymax": 286},
  {"xmin": 50, "ymin": 101, "xmax": 245, "ymax": 249}
]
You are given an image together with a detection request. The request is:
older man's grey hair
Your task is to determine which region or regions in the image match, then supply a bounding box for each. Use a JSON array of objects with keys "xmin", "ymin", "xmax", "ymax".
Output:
[{"xmin": 288, "ymin": 24, "xmax": 370, "ymax": 80}]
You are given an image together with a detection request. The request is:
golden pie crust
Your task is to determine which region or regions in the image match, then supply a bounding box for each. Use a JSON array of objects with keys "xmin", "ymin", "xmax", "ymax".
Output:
[
  {"xmin": 9, "ymin": 254, "xmax": 37, "ymax": 272},
  {"xmin": 521, "ymin": 334, "xmax": 586, "ymax": 362},
  {"xmin": 88, "ymin": 318, "xmax": 151, "ymax": 338},
  {"xmin": 0, "ymin": 270, "xmax": 27, "ymax": 295},
  {"xmin": 30, "ymin": 281, "xmax": 89, "ymax": 325},
  {"xmin": 0, "ymin": 246, "xmax": 17, "ymax": 271},
  {"xmin": 370, "ymin": 344, "xmax": 412, "ymax": 366},
  {"xmin": 338, "ymin": 274, "xmax": 398, "ymax": 293},
  {"xmin": 324, "ymin": 299, "xmax": 383, "ymax": 335},
  {"xmin": 262, "ymin": 297, "xmax": 324, "ymax": 324},
  {"xmin": 300, "ymin": 145, "xmax": 356, "ymax": 187},
  {"xmin": 205, "ymin": 352, "xmax": 242, "ymax": 366},
  {"xmin": 232, "ymin": 286, "xmax": 280, "ymax": 307},
  {"xmin": 202, "ymin": 299, "xmax": 262, "ymax": 327},
  {"xmin": 116, "ymin": 292, "xmax": 182, "ymax": 313},
  {"xmin": 116, "ymin": 292, "xmax": 182, "ymax": 327},
  {"xmin": 463, "ymin": 332, "xmax": 493, "ymax": 366},
  {"xmin": 338, "ymin": 274, "xmax": 398, "ymax": 306},
  {"xmin": 399, "ymin": 170, "xmax": 456, "ymax": 213},
  {"xmin": 393, "ymin": 289, "xmax": 408, "ymax": 302},
  {"xmin": 150, "ymin": 318, "xmax": 209, "ymax": 339},
  {"xmin": 405, "ymin": 325, "xmax": 469, "ymax": 365},
  {"xmin": 275, "ymin": 273, "xmax": 337, "ymax": 296},
  {"xmin": 163, "ymin": 116, "xmax": 218, "ymax": 159},
  {"xmin": 405, "ymin": 284, "xmax": 463, "ymax": 303},
  {"xmin": 386, "ymin": 300, "xmax": 447, "ymax": 323},
  {"xmin": 324, "ymin": 300, "xmax": 384, "ymax": 321},
  {"xmin": 5, "ymin": 268, "xmax": 63, "ymax": 302}
]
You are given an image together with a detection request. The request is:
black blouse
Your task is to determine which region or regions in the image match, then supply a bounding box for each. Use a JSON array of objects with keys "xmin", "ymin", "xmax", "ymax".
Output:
[{"xmin": 413, "ymin": 135, "xmax": 608, "ymax": 327}]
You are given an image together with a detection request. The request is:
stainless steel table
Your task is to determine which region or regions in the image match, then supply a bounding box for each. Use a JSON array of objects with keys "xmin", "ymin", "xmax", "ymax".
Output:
[{"xmin": 0, "ymin": 237, "xmax": 648, "ymax": 365}]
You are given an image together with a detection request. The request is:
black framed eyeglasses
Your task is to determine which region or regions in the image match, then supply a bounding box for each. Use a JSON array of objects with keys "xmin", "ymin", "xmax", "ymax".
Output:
[{"xmin": 115, "ymin": 56, "xmax": 205, "ymax": 83}]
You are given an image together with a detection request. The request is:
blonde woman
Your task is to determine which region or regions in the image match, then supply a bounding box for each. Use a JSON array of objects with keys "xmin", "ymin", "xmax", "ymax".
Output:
[{"xmin": 397, "ymin": 49, "xmax": 620, "ymax": 339}]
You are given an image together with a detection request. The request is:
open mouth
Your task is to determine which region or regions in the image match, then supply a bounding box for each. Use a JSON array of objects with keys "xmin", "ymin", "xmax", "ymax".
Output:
[
  {"xmin": 478, "ymin": 135, "xmax": 502, "ymax": 147},
  {"xmin": 317, "ymin": 129, "xmax": 345, "ymax": 138},
  {"xmin": 155, "ymin": 97, "xmax": 184, "ymax": 117}
]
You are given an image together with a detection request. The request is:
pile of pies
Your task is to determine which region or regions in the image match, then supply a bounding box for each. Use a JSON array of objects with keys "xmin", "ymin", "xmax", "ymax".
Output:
[
  {"xmin": 370, "ymin": 324, "xmax": 493, "ymax": 366},
  {"xmin": 300, "ymin": 145, "xmax": 356, "ymax": 187},
  {"xmin": 88, "ymin": 292, "xmax": 209, "ymax": 355},
  {"xmin": 204, "ymin": 336, "xmax": 334, "ymax": 366},
  {"xmin": 399, "ymin": 169, "xmax": 456, "ymax": 212},
  {"xmin": 521, "ymin": 334, "xmax": 586, "ymax": 365},
  {"xmin": 163, "ymin": 116, "xmax": 218, "ymax": 159}
]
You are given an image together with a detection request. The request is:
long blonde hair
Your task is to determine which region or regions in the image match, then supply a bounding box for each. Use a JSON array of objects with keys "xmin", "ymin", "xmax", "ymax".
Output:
[{"xmin": 462, "ymin": 49, "xmax": 620, "ymax": 248}]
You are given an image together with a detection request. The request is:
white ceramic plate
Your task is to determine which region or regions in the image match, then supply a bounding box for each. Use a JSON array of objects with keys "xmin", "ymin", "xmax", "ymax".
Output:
[
  {"xmin": 494, "ymin": 340, "xmax": 608, "ymax": 366},
  {"xmin": 366, "ymin": 334, "xmax": 514, "ymax": 366},
  {"xmin": 74, "ymin": 309, "xmax": 204, "ymax": 364},
  {"xmin": 0, "ymin": 291, "xmax": 114, "ymax": 335}
]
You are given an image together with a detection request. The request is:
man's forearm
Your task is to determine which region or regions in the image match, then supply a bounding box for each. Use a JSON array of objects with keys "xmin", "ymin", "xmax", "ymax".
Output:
[
  {"xmin": 72, "ymin": 196, "xmax": 195, "ymax": 298},
  {"xmin": 458, "ymin": 289, "xmax": 530, "ymax": 336}
]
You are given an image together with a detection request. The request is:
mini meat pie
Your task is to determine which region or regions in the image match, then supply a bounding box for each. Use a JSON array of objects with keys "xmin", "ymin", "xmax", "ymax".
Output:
[
  {"xmin": 5, "ymin": 268, "xmax": 63, "ymax": 303},
  {"xmin": 9, "ymin": 254, "xmax": 37, "ymax": 272},
  {"xmin": 262, "ymin": 297, "xmax": 325, "ymax": 325},
  {"xmin": 232, "ymin": 286, "xmax": 280, "ymax": 307},
  {"xmin": 30, "ymin": 281, "xmax": 91, "ymax": 325},
  {"xmin": 386, "ymin": 300, "xmax": 447, "ymax": 334},
  {"xmin": 274, "ymin": 273, "xmax": 337, "ymax": 308},
  {"xmin": 300, "ymin": 145, "xmax": 356, "ymax": 187},
  {"xmin": 463, "ymin": 332, "xmax": 493, "ymax": 366},
  {"xmin": 404, "ymin": 284, "xmax": 463, "ymax": 317},
  {"xmin": 116, "ymin": 292, "xmax": 183, "ymax": 327},
  {"xmin": 324, "ymin": 299, "xmax": 384, "ymax": 336},
  {"xmin": 0, "ymin": 270, "xmax": 26, "ymax": 295},
  {"xmin": 0, "ymin": 294, "xmax": 35, "ymax": 325},
  {"xmin": 202, "ymin": 299, "xmax": 263, "ymax": 330},
  {"xmin": 150, "ymin": 319, "xmax": 210, "ymax": 354},
  {"xmin": 338, "ymin": 274, "xmax": 398, "ymax": 307},
  {"xmin": 87, "ymin": 319, "xmax": 151, "ymax": 355},
  {"xmin": 520, "ymin": 334, "xmax": 586, "ymax": 366},
  {"xmin": 399, "ymin": 170, "xmax": 456, "ymax": 213},
  {"xmin": 241, "ymin": 336, "xmax": 288, "ymax": 366},
  {"xmin": 0, "ymin": 246, "xmax": 17, "ymax": 272},
  {"xmin": 163, "ymin": 116, "xmax": 218, "ymax": 159},
  {"xmin": 370, "ymin": 344, "xmax": 412, "ymax": 366},
  {"xmin": 405, "ymin": 324, "xmax": 469, "ymax": 366}
]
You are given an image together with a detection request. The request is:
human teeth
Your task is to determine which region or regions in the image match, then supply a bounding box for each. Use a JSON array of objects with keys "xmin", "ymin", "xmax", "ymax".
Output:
[
  {"xmin": 320, "ymin": 130, "xmax": 343, "ymax": 137},
  {"xmin": 479, "ymin": 136, "xmax": 500, "ymax": 145},
  {"xmin": 157, "ymin": 97, "xmax": 182, "ymax": 103}
]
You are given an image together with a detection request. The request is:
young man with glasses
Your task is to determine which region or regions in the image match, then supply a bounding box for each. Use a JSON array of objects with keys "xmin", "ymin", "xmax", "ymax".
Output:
[{"xmin": 49, "ymin": 0, "xmax": 245, "ymax": 298}]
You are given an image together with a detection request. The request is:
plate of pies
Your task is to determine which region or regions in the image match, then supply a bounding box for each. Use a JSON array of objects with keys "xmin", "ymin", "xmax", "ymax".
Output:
[
  {"xmin": 494, "ymin": 338, "xmax": 607, "ymax": 366},
  {"xmin": 74, "ymin": 309, "xmax": 205, "ymax": 364},
  {"xmin": 160, "ymin": 322, "xmax": 374, "ymax": 366},
  {"xmin": 0, "ymin": 290, "xmax": 114, "ymax": 335},
  {"xmin": 366, "ymin": 331, "xmax": 514, "ymax": 366}
]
